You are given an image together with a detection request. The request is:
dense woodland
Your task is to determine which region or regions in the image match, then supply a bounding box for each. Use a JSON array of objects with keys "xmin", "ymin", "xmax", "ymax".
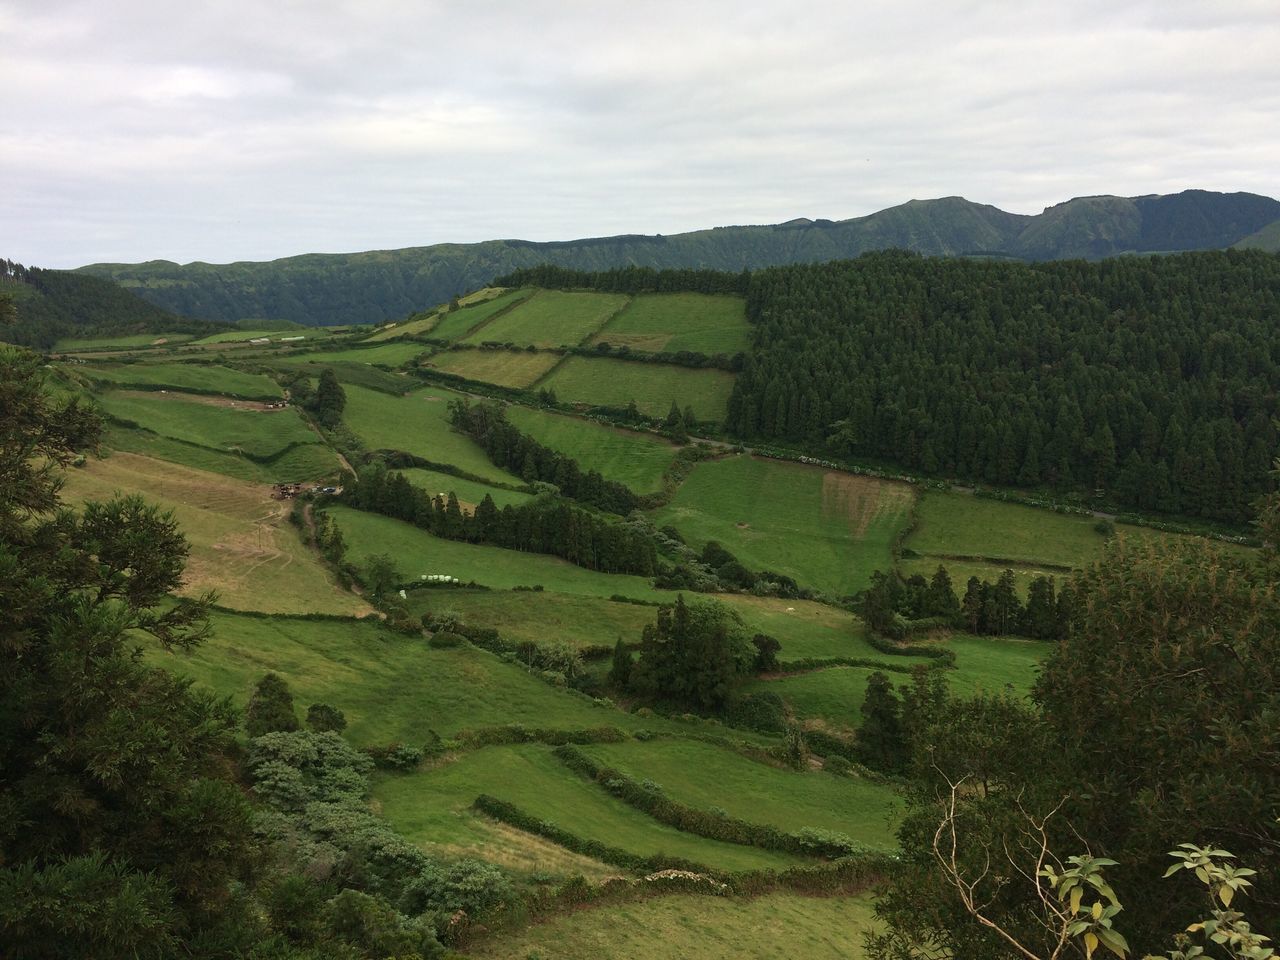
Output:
[{"xmin": 727, "ymin": 250, "xmax": 1280, "ymax": 523}]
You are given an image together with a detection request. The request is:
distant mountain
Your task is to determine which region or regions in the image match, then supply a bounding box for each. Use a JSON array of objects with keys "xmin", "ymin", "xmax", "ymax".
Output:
[
  {"xmin": 76, "ymin": 189, "xmax": 1280, "ymax": 326},
  {"xmin": 0, "ymin": 259, "xmax": 219, "ymax": 350}
]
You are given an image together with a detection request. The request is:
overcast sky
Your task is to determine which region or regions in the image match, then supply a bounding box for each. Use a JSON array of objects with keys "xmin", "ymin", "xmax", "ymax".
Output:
[{"xmin": 3, "ymin": 0, "xmax": 1278, "ymax": 268}]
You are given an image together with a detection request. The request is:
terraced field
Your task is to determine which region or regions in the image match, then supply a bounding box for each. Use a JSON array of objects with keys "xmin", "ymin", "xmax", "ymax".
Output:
[
  {"xmin": 542, "ymin": 356, "xmax": 736, "ymax": 421},
  {"xmin": 462, "ymin": 289, "xmax": 629, "ymax": 348},
  {"xmin": 340, "ymin": 383, "xmax": 520, "ymax": 484},
  {"xmin": 430, "ymin": 288, "xmax": 533, "ymax": 341},
  {"xmin": 277, "ymin": 340, "xmax": 428, "ymax": 367},
  {"xmin": 505, "ymin": 405, "xmax": 678, "ymax": 493},
  {"xmin": 397, "ymin": 467, "xmax": 532, "ymax": 510},
  {"xmin": 427, "ymin": 347, "xmax": 563, "ymax": 388},
  {"xmin": 591, "ymin": 292, "xmax": 751, "ymax": 354},
  {"xmin": 56, "ymin": 331, "xmax": 196, "ymax": 351},
  {"xmin": 653, "ymin": 455, "xmax": 915, "ymax": 597},
  {"xmin": 60, "ymin": 452, "xmax": 366, "ymax": 615},
  {"xmin": 78, "ymin": 361, "xmax": 284, "ymax": 398}
]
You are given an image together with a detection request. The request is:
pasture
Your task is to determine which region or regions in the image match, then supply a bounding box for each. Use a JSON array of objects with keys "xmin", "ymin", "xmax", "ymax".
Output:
[
  {"xmin": 713, "ymin": 594, "xmax": 893, "ymax": 662},
  {"xmin": 466, "ymin": 891, "xmax": 876, "ymax": 960},
  {"xmin": 59, "ymin": 452, "xmax": 366, "ymax": 616},
  {"xmin": 742, "ymin": 665, "xmax": 894, "ymax": 733},
  {"xmin": 364, "ymin": 313, "xmax": 440, "ymax": 342},
  {"xmin": 505, "ymin": 405, "xmax": 678, "ymax": 494},
  {"xmin": 78, "ymin": 361, "xmax": 284, "ymax": 399},
  {"xmin": 541, "ymin": 356, "xmax": 736, "ymax": 421},
  {"xmin": 591, "ymin": 292, "xmax": 751, "ymax": 355},
  {"xmin": 397, "ymin": 468, "xmax": 532, "ymax": 510},
  {"xmin": 105, "ymin": 424, "xmax": 340, "ymax": 484},
  {"xmin": 374, "ymin": 745, "xmax": 805, "ymax": 873},
  {"xmin": 427, "ymin": 348, "xmax": 563, "ymax": 388},
  {"xmin": 582, "ymin": 738, "xmax": 900, "ymax": 848},
  {"xmin": 276, "ymin": 341, "xmax": 428, "ymax": 367},
  {"xmin": 416, "ymin": 589, "xmax": 657, "ymax": 651},
  {"xmin": 942, "ymin": 633, "xmax": 1047, "ymax": 698},
  {"xmin": 56, "ymin": 332, "xmax": 195, "ymax": 352},
  {"xmin": 430, "ymin": 288, "xmax": 533, "ymax": 341},
  {"xmin": 340, "ymin": 384, "xmax": 520, "ymax": 484},
  {"xmin": 328, "ymin": 504, "xmax": 675, "ymax": 601},
  {"xmin": 462, "ymin": 289, "xmax": 629, "ymax": 348},
  {"xmin": 652, "ymin": 455, "xmax": 915, "ymax": 597}
]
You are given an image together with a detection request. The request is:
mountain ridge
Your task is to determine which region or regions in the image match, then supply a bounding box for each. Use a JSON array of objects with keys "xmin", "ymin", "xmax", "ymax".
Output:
[{"xmin": 75, "ymin": 189, "xmax": 1280, "ymax": 326}]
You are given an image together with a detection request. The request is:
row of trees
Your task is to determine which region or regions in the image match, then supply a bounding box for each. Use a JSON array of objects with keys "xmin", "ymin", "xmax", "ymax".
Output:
[
  {"xmin": 728, "ymin": 250, "xmax": 1280, "ymax": 523},
  {"xmin": 345, "ymin": 461, "xmax": 658, "ymax": 576},
  {"xmin": 493, "ymin": 264, "xmax": 749, "ymax": 296},
  {"xmin": 861, "ymin": 565, "xmax": 1071, "ymax": 640},
  {"xmin": 448, "ymin": 399, "xmax": 641, "ymax": 514}
]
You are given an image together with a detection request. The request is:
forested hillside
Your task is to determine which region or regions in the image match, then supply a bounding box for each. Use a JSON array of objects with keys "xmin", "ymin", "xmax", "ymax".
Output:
[
  {"xmin": 729, "ymin": 249, "xmax": 1280, "ymax": 523},
  {"xmin": 76, "ymin": 190, "xmax": 1280, "ymax": 326},
  {"xmin": 0, "ymin": 259, "xmax": 219, "ymax": 349}
]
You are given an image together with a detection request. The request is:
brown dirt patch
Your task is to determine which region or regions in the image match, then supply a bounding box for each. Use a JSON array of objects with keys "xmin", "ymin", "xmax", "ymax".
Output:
[{"xmin": 820, "ymin": 472, "xmax": 914, "ymax": 538}]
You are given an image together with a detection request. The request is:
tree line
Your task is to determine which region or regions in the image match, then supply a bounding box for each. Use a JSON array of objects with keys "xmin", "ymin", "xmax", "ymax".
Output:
[
  {"xmin": 727, "ymin": 249, "xmax": 1280, "ymax": 524},
  {"xmin": 448, "ymin": 398, "xmax": 641, "ymax": 514},
  {"xmin": 493, "ymin": 264, "xmax": 749, "ymax": 296},
  {"xmin": 344, "ymin": 460, "xmax": 658, "ymax": 576}
]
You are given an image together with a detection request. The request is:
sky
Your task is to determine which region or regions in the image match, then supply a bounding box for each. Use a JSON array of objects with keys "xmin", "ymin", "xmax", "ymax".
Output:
[{"xmin": 3, "ymin": 0, "xmax": 1278, "ymax": 268}]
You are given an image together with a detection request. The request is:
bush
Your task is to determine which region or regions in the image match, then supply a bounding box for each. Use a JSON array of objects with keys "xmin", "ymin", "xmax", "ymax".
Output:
[
  {"xmin": 306, "ymin": 703, "xmax": 347, "ymax": 734},
  {"xmin": 823, "ymin": 755, "xmax": 853, "ymax": 777},
  {"xmin": 427, "ymin": 631, "xmax": 466, "ymax": 649},
  {"xmin": 361, "ymin": 743, "xmax": 424, "ymax": 771},
  {"xmin": 245, "ymin": 673, "xmax": 301, "ymax": 738},
  {"xmin": 725, "ymin": 692, "xmax": 786, "ymax": 734},
  {"xmin": 324, "ymin": 889, "xmax": 441, "ymax": 958}
]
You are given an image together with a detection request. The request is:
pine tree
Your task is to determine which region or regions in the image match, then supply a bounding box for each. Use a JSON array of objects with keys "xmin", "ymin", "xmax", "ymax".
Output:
[
  {"xmin": 857, "ymin": 672, "xmax": 907, "ymax": 772},
  {"xmin": 245, "ymin": 673, "xmax": 301, "ymax": 737}
]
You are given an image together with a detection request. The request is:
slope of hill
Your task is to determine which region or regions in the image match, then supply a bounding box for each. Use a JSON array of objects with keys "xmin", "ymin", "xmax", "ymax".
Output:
[
  {"xmin": 0, "ymin": 259, "xmax": 221, "ymax": 350},
  {"xmin": 75, "ymin": 190, "xmax": 1280, "ymax": 326}
]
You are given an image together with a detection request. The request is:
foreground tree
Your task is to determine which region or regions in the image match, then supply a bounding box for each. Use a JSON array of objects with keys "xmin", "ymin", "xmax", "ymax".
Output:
[{"xmin": 0, "ymin": 346, "xmax": 257, "ymax": 957}]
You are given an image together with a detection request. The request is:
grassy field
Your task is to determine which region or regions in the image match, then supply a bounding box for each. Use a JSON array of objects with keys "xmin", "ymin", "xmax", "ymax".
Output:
[
  {"xmin": 398, "ymin": 468, "xmax": 532, "ymax": 510},
  {"xmin": 653, "ymin": 456, "xmax": 915, "ymax": 597},
  {"xmin": 375, "ymin": 745, "xmax": 804, "ymax": 873},
  {"xmin": 95, "ymin": 391, "xmax": 318, "ymax": 459},
  {"xmin": 431, "ymin": 289, "xmax": 533, "ymax": 341},
  {"xmin": 582, "ymin": 739, "xmax": 900, "ymax": 848},
  {"xmin": 908, "ymin": 492, "xmax": 1107, "ymax": 569},
  {"xmin": 105, "ymin": 424, "xmax": 340, "ymax": 484},
  {"xmin": 60, "ymin": 452, "xmax": 367, "ymax": 616},
  {"xmin": 506, "ymin": 406, "xmax": 678, "ymax": 494},
  {"xmin": 940, "ymin": 634, "xmax": 1047, "ymax": 698},
  {"xmin": 541, "ymin": 356, "xmax": 736, "ymax": 421},
  {"xmin": 165, "ymin": 611, "xmax": 657, "ymax": 744},
  {"xmin": 56, "ymin": 332, "xmax": 195, "ymax": 351},
  {"xmin": 466, "ymin": 891, "xmax": 875, "ymax": 959},
  {"xmin": 743, "ymin": 666, "xmax": 896, "ymax": 733},
  {"xmin": 591, "ymin": 293, "xmax": 751, "ymax": 355},
  {"xmin": 364, "ymin": 313, "xmax": 440, "ymax": 341},
  {"xmin": 463, "ymin": 290, "xmax": 629, "ymax": 348},
  {"xmin": 427, "ymin": 348, "xmax": 563, "ymax": 388},
  {"xmin": 712, "ymin": 595, "xmax": 896, "ymax": 662},
  {"xmin": 418, "ymin": 590, "xmax": 656, "ymax": 650},
  {"xmin": 898, "ymin": 556, "xmax": 1066, "ymax": 599},
  {"xmin": 277, "ymin": 341, "xmax": 428, "ymax": 367},
  {"xmin": 340, "ymin": 384, "xmax": 520, "ymax": 484},
  {"xmin": 328, "ymin": 505, "xmax": 675, "ymax": 601},
  {"xmin": 78, "ymin": 362, "xmax": 284, "ymax": 399}
]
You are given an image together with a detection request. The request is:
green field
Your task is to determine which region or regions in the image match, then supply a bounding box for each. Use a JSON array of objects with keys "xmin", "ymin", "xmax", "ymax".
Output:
[
  {"xmin": 340, "ymin": 384, "xmax": 520, "ymax": 484},
  {"xmin": 163, "ymin": 611, "xmax": 653, "ymax": 744},
  {"xmin": 941, "ymin": 634, "xmax": 1047, "ymax": 698},
  {"xmin": 418, "ymin": 589, "xmax": 656, "ymax": 650},
  {"xmin": 398, "ymin": 468, "xmax": 532, "ymax": 510},
  {"xmin": 428, "ymin": 348, "xmax": 563, "ymax": 388},
  {"xmin": 506, "ymin": 405, "xmax": 678, "ymax": 494},
  {"xmin": 582, "ymin": 739, "xmax": 900, "ymax": 849},
  {"xmin": 542, "ymin": 356, "xmax": 736, "ymax": 421},
  {"xmin": 908, "ymin": 491, "xmax": 1106, "ymax": 569},
  {"xmin": 463, "ymin": 290, "xmax": 629, "ymax": 348},
  {"xmin": 467, "ymin": 891, "xmax": 875, "ymax": 960},
  {"xmin": 430, "ymin": 289, "xmax": 533, "ymax": 341},
  {"xmin": 375, "ymin": 745, "xmax": 804, "ymax": 874},
  {"xmin": 105, "ymin": 425, "xmax": 339, "ymax": 484},
  {"xmin": 743, "ymin": 665, "xmax": 896, "ymax": 733},
  {"xmin": 713, "ymin": 595, "xmax": 894, "ymax": 662},
  {"xmin": 78, "ymin": 362, "xmax": 284, "ymax": 399},
  {"xmin": 329, "ymin": 505, "xmax": 674, "ymax": 601},
  {"xmin": 96, "ymin": 391, "xmax": 316, "ymax": 459},
  {"xmin": 898, "ymin": 556, "xmax": 1065, "ymax": 599},
  {"xmin": 56, "ymin": 332, "xmax": 195, "ymax": 351},
  {"xmin": 591, "ymin": 293, "xmax": 751, "ymax": 355},
  {"xmin": 653, "ymin": 456, "xmax": 915, "ymax": 597},
  {"xmin": 277, "ymin": 341, "xmax": 428, "ymax": 367},
  {"xmin": 60, "ymin": 451, "xmax": 366, "ymax": 616}
]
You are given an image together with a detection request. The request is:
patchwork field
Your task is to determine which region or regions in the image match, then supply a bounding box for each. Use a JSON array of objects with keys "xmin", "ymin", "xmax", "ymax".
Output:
[
  {"xmin": 591, "ymin": 292, "xmax": 751, "ymax": 355},
  {"xmin": 95, "ymin": 390, "xmax": 339, "ymax": 482},
  {"xmin": 78, "ymin": 361, "xmax": 284, "ymax": 399},
  {"xmin": 463, "ymin": 289, "xmax": 629, "ymax": 348},
  {"xmin": 743, "ymin": 665, "xmax": 897, "ymax": 733},
  {"xmin": 430, "ymin": 288, "xmax": 533, "ymax": 341},
  {"xmin": 653, "ymin": 455, "xmax": 915, "ymax": 597},
  {"xmin": 713, "ymin": 595, "xmax": 888, "ymax": 662},
  {"xmin": 427, "ymin": 347, "xmax": 563, "ymax": 388},
  {"xmin": 375, "ymin": 745, "xmax": 804, "ymax": 873},
  {"xmin": 398, "ymin": 468, "xmax": 532, "ymax": 510},
  {"xmin": 56, "ymin": 332, "xmax": 196, "ymax": 351},
  {"xmin": 542, "ymin": 356, "xmax": 736, "ymax": 421},
  {"xmin": 329, "ymin": 505, "xmax": 675, "ymax": 601},
  {"xmin": 581, "ymin": 739, "xmax": 900, "ymax": 848},
  {"xmin": 59, "ymin": 452, "xmax": 366, "ymax": 616},
  {"xmin": 340, "ymin": 383, "xmax": 520, "ymax": 484},
  {"xmin": 506, "ymin": 405, "xmax": 679, "ymax": 494},
  {"xmin": 277, "ymin": 341, "xmax": 428, "ymax": 367},
  {"xmin": 419, "ymin": 589, "xmax": 658, "ymax": 650},
  {"xmin": 467, "ymin": 892, "xmax": 876, "ymax": 960}
]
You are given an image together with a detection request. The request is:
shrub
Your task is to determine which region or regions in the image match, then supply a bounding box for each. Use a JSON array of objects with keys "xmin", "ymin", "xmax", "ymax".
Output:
[
  {"xmin": 323, "ymin": 889, "xmax": 441, "ymax": 958},
  {"xmin": 306, "ymin": 703, "xmax": 347, "ymax": 734},
  {"xmin": 427, "ymin": 631, "xmax": 466, "ymax": 649},
  {"xmin": 245, "ymin": 673, "xmax": 301, "ymax": 738},
  {"xmin": 362, "ymin": 743, "xmax": 424, "ymax": 771},
  {"xmin": 824, "ymin": 755, "xmax": 853, "ymax": 777},
  {"xmin": 725, "ymin": 692, "xmax": 786, "ymax": 734}
]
